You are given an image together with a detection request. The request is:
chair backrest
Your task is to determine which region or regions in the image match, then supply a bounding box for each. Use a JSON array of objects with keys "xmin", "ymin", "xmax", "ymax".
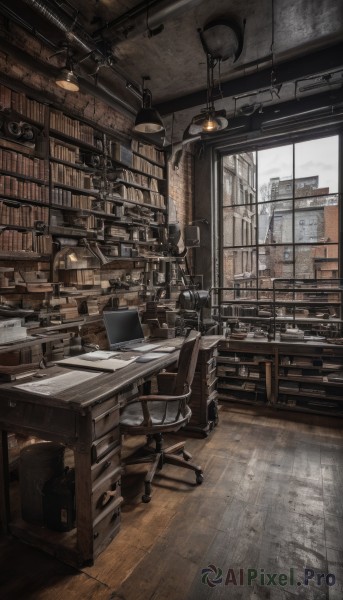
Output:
[{"xmin": 173, "ymin": 330, "xmax": 201, "ymax": 395}]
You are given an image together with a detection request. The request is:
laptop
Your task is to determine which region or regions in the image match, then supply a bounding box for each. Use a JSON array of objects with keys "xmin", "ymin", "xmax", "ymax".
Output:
[{"xmin": 103, "ymin": 309, "xmax": 160, "ymax": 351}]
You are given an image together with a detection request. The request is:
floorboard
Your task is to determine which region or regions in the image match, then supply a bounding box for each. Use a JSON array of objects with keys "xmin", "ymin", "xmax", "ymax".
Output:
[{"xmin": 0, "ymin": 405, "xmax": 342, "ymax": 600}]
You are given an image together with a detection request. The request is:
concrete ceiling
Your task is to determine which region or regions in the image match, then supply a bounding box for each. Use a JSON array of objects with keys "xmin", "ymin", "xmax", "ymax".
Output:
[{"xmin": 1, "ymin": 0, "xmax": 343, "ymax": 143}]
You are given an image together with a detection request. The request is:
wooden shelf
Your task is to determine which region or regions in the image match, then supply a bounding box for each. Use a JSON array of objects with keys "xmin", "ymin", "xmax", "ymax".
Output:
[
  {"xmin": 0, "ymin": 168, "xmax": 47, "ymax": 185},
  {"xmin": 0, "ymin": 251, "xmax": 50, "ymax": 261},
  {"xmin": 111, "ymin": 160, "xmax": 165, "ymax": 181},
  {"xmin": 51, "ymin": 182, "xmax": 99, "ymax": 196},
  {"xmin": 49, "ymin": 225, "xmax": 98, "ymax": 238},
  {"xmin": 49, "ymin": 128, "xmax": 101, "ymax": 153},
  {"xmin": 131, "ymin": 150, "xmax": 165, "ymax": 168},
  {"xmin": 0, "ymin": 195, "xmax": 49, "ymax": 207},
  {"xmin": 50, "ymin": 156, "xmax": 99, "ymax": 173}
]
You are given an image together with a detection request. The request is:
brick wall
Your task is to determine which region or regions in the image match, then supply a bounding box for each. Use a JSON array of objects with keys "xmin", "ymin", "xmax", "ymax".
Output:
[
  {"xmin": 168, "ymin": 151, "xmax": 194, "ymax": 236},
  {"xmin": 0, "ymin": 17, "xmax": 194, "ymax": 226}
]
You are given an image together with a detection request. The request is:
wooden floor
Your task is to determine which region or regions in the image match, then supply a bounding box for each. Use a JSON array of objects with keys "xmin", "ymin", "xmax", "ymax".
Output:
[{"xmin": 1, "ymin": 405, "xmax": 343, "ymax": 600}]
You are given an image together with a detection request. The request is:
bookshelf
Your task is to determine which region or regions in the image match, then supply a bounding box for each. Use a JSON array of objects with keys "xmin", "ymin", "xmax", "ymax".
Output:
[{"xmin": 0, "ymin": 79, "xmax": 170, "ymax": 337}]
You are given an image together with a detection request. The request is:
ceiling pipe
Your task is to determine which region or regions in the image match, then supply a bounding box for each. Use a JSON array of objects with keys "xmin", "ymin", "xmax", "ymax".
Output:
[
  {"xmin": 20, "ymin": 0, "xmax": 141, "ymax": 95},
  {"xmin": 0, "ymin": 37, "xmax": 137, "ymax": 118},
  {"xmin": 93, "ymin": 0, "xmax": 203, "ymax": 43}
]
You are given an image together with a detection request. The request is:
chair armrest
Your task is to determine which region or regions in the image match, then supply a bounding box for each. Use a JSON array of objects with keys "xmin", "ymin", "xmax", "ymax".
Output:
[{"xmin": 131, "ymin": 391, "xmax": 189, "ymax": 403}]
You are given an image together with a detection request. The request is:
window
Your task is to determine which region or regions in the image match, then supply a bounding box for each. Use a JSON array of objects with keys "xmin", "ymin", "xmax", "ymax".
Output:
[{"xmin": 220, "ymin": 136, "xmax": 339, "ymax": 300}]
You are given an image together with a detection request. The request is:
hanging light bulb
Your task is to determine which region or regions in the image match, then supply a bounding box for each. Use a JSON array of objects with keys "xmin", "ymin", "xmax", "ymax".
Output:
[{"xmin": 202, "ymin": 113, "xmax": 220, "ymax": 132}]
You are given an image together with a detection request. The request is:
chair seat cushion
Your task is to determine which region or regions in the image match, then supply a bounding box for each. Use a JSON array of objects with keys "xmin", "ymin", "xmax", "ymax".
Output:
[{"xmin": 121, "ymin": 400, "xmax": 188, "ymax": 428}]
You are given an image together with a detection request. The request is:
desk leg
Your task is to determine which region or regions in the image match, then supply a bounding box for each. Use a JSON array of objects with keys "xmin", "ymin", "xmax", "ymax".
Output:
[
  {"xmin": 74, "ymin": 448, "xmax": 93, "ymax": 566},
  {"xmin": 0, "ymin": 430, "xmax": 10, "ymax": 533}
]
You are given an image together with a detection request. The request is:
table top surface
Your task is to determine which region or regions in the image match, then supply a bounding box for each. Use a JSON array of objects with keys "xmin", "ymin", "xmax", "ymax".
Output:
[{"xmin": 0, "ymin": 336, "xmax": 223, "ymax": 411}]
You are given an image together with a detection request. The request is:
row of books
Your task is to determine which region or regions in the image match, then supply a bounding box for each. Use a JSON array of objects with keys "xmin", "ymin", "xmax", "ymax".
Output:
[
  {"xmin": 0, "ymin": 176, "xmax": 47, "ymax": 201},
  {"xmin": 115, "ymin": 168, "xmax": 159, "ymax": 191},
  {"xmin": 50, "ymin": 110, "xmax": 95, "ymax": 145},
  {"xmin": 132, "ymin": 154, "xmax": 164, "ymax": 179},
  {"xmin": 93, "ymin": 199, "xmax": 123, "ymax": 218},
  {"xmin": 51, "ymin": 163, "xmax": 95, "ymax": 190},
  {"xmin": 131, "ymin": 139, "xmax": 164, "ymax": 166},
  {"xmin": 62, "ymin": 269, "xmax": 101, "ymax": 287},
  {"xmin": 50, "ymin": 139, "xmax": 79, "ymax": 163},
  {"xmin": 0, "ymin": 202, "xmax": 48, "ymax": 227},
  {"xmin": 0, "ymin": 230, "xmax": 52, "ymax": 253},
  {"xmin": 0, "ymin": 147, "xmax": 46, "ymax": 180},
  {"xmin": 51, "ymin": 188, "xmax": 95, "ymax": 209},
  {"xmin": 113, "ymin": 183, "xmax": 165, "ymax": 208},
  {"xmin": 104, "ymin": 225, "xmax": 130, "ymax": 240},
  {"xmin": 0, "ymin": 85, "xmax": 45, "ymax": 124},
  {"xmin": 60, "ymin": 303, "xmax": 80, "ymax": 322},
  {"xmin": 63, "ymin": 212, "xmax": 97, "ymax": 230}
]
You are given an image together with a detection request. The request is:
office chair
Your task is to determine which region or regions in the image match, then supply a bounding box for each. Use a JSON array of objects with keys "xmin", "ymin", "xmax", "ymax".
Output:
[{"xmin": 120, "ymin": 330, "xmax": 203, "ymax": 502}]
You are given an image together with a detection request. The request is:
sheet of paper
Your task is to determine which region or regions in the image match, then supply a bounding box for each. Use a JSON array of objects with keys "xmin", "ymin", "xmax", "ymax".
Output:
[
  {"xmin": 152, "ymin": 346, "xmax": 177, "ymax": 353},
  {"xmin": 136, "ymin": 352, "xmax": 168, "ymax": 362},
  {"xmin": 57, "ymin": 356, "xmax": 136, "ymax": 372},
  {"xmin": 79, "ymin": 351, "xmax": 118, "ymax": 361},
  {"xmin": 15, "ymin": 370, "xmax": 101, "ymax": 396}
]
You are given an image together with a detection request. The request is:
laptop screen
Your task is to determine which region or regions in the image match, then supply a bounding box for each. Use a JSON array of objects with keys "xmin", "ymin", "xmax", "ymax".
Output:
[{"xmin": 103, "ymin": 309, "xmax": 145, "ymax": 349}]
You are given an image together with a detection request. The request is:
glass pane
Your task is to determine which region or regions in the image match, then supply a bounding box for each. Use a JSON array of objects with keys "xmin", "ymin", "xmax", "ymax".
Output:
[
  {"xmin": 295, "ymin": 244, "xmax": 339, "ymax": 279},
  {"xmin": 223, "ymin": 206, "xmax": 256, "ymax": 247},
  {"xmin": 295, "ymin": 136, "xmax": 339, "ymax": 196},
  {"xmin": 222, "ymin": 248, "xmax": 257, "ymax": 285},
  {"xmin": 294, "ymin": 196, "xmax": 338, "ymax": 243},
  {"xmin": 222, "ymin": 152, "xmax": 256, "ymax": 207},
  {"xmin": 258, "ymin": 244, "xmax": 294, "ymax": 280},
  {"xmin": 258, "ymin": 145, "xmax": 293, "ymax": 203},
  {"xmin": 258, "ymin": 202, "xmax": 293, "ymax": 244}
]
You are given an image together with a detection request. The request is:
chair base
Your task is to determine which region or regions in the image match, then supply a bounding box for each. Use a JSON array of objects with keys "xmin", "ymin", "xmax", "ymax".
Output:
[{"xmin": 123, "ymin": 434, "xmax": 203, "ymax": 503}]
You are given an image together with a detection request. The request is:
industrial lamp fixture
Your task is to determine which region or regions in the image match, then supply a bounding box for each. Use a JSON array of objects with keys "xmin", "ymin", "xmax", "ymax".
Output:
[
  {"xmin": 55, "ymin": 46, "xmax": 79, "ymax": 92},
  {"xmin": 190, "ymin": 54, "xmax": 228, "ymax": 134},
  {"xmin": 133, "ymin": 78, "xmax": 164, "ymax": 134}
]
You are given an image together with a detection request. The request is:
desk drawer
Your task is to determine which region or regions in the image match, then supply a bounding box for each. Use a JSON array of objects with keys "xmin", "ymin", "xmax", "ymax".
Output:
[
  {"xmin": 93, "ymin": 498, "xmax": 122, "ymax": 555},
  {"xmin": 92, "ymin": 466, "xmax": 122, "ymax": 518},
  {"xmin": 91, "ymin": 428, "xmax": 120, "ymax": 463},
  {"xmin": 92, "ymin": 404, "xmax": 119, "ymax": 440},
  {"xmin": 91, "ymin": 445, "xmax": 121, "ymax": 484},
  {"xmin": 0, "ymin": 400, "xmax": 76, "ymax": 439}
]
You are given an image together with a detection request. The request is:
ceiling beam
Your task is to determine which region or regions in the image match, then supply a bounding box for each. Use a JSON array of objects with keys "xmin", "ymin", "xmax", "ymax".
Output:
[
  {"xmin": 204, "ymin": 87, "xmax": 343, "ymax": 150},
  {"xmin": 156, "ymin": 42, "xmax": 343, "ymax": 115}
]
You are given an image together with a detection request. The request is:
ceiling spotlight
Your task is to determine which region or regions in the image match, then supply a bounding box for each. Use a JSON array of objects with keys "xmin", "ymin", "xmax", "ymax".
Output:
[
  {"xmin": 133, "ymin": 79, "xmax": 164, "ymax": 134},
  {"xmin": 55, "ymin": 67, "xmax": 79, "ymax": 92}
]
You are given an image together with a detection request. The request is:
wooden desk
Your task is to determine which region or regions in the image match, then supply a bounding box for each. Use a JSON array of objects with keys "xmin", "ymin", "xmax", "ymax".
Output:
[{"xmin": 0, "ymin": 343, "xmax": 181, "ymax": 567}]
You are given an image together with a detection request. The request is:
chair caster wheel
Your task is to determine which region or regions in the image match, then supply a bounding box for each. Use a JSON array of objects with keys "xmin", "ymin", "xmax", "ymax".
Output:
[
  {"xmin": 142, "ymin": 494, "xmax": 151, "ymax": 503},
  {"xmin": 196, "ymin": 472, "xmax": 203, "ymax": 485}
]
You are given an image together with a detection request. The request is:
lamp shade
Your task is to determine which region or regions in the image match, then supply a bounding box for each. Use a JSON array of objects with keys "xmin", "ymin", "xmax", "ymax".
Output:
[
  {"xmin": 133, "ymin": 107, "xmax": 164, "ymax": 133},
  {"xmin": 55, "ymin": 68, "xmax": 79, "ymax": 92}
]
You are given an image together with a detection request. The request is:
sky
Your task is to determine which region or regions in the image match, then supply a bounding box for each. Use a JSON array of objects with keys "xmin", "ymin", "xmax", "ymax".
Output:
[{"xmin": 257, "ymin": 135, "xmax": 339, "ymax": 194}]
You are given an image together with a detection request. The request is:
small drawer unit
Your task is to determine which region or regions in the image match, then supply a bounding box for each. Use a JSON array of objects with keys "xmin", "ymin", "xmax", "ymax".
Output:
[
  {"xmin": 91, "ymin": 465, "xmax": 122, "ymax": 518},
  {"xmin": 91, "ymin": 445, "xmax": 121, "ymax": 484},
  {"xmin": 91, "ymin": 401, "xmax": 120, "ymax": 440},
  {"xmin": 185, "ymin": 337, "xmax": 220, "ymax": 435},
  {"xmin": 89, "ymin": 394, "xmax": 123, "ymax": 556}
]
